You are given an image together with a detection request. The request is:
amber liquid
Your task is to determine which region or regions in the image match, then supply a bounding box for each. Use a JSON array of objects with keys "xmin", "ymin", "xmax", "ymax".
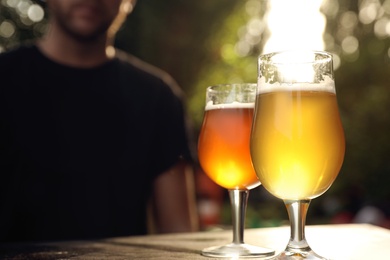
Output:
[
  {"xmin": 198, "ymin": 107, "xmax": 260, "ymax": 190},
  {"xmin": 250, "ymin": 90, "xmax": 345, "ymax": 200}
]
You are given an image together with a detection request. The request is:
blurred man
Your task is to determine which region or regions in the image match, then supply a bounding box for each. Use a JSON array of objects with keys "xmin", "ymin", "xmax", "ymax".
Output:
[{"xmin": 0, "ymin": 0, "xmax": 198, "ymax": 242}]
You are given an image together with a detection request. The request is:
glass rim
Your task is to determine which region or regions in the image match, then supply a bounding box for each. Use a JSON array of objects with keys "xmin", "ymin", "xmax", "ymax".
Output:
[
  {"xmin": 259, "ymin": 50, "xmax": 333, "ymax": 65},
  {"xmin": 206, "ymin": 83, "xmax": 257, "ymax": 92}
]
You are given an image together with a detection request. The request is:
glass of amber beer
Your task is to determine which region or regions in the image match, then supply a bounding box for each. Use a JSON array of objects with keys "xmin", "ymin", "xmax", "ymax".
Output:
[
  {"xmin": 198, "ymin": 83, "xmax": 274, "ymax": 258},
  {"xmin": 251, "ymin": 50, "xmax": 345, "ymax": 259}
]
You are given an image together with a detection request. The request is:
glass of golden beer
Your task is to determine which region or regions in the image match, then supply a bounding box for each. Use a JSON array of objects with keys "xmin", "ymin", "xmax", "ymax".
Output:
[
  {"xmin": 198, "ymin": 83, "xmax": 275, "ymax": 258},
  {"xmin": 251, "ymin": 50, "xmax": 345, "ymax": 259}
]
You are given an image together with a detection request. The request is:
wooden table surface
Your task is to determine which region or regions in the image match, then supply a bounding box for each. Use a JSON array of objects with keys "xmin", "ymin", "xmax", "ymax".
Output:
[{"xmin": 0, "ymin": 224, "xmax": 389, "ymax": 259}]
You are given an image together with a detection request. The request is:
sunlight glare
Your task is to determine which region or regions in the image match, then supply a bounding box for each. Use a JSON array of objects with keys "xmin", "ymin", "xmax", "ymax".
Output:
[{"xmin": 263, "ymin": 0, "xmax": 326, "ymax": 54}]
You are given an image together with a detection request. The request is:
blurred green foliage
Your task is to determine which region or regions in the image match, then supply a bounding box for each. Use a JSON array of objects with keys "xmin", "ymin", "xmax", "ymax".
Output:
[{"xmin": 1, "ymin": 0, "xmax": 389, "ymax": 227}]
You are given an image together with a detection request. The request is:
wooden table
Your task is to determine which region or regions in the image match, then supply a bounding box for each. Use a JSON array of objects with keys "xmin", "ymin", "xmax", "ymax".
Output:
[{"xmin": 0, "ymin": 224, "xmax": 389, "ymax": 259}]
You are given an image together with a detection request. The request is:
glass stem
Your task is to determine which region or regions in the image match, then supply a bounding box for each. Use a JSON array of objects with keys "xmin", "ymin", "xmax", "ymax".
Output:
[
  {"xmin": 284, "ymin": 199, "xmax": 311, "ymax": 253},
  {"xmin": 229, "ymin": 189, "xmax": 248, "ymax": 245}
]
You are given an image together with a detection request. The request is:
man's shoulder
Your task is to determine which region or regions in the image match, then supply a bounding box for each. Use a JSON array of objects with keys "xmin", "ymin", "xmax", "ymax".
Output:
[
  {"xmin": 114, "ymin": 49, "xmax": 184, "ymax": 99},
  {"xmin": 115, "ymin": 49, "xmax": 168, "ymax": 80},
  {"xmin": 0, "ymin": 44, "xmax": 36, "ymax": 59},
  {"xmin": 0, "ymin": 44, "xmax": 37, "ymax": 68}
]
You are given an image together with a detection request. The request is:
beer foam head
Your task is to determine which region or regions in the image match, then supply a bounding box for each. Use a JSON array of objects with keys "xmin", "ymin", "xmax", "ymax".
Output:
[
  {"xmin": 205, "ymin": 101, "xmax": 254, "ymax": 111},
  {"xmin": 257, "ymin": 75, "xmax": 335, "ymax": 94}
]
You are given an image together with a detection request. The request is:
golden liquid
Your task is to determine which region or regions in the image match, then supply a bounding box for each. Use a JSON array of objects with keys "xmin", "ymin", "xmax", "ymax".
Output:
[
  {"xmin": 250, "ymin": 90, "xmax": 345, "ymax": 200},
  {"xmin": 198, "ymin": 107, "xmax": 260, "ymax": 190}
]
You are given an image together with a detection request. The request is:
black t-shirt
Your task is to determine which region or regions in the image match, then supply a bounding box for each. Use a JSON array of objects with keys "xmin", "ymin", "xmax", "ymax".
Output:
[{"xmin": 0, "ymin": 45, "xmax": 192, "ymax": 242}]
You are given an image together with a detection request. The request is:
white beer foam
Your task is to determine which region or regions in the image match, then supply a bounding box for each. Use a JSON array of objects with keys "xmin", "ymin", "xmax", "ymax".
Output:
[
  {"xmin": 257, "ymin": 75, "xmax": 335, "ymax": 94},
  {"xmin": 205, "ymin": 101, "xmax": 255, "ymax": 111}
]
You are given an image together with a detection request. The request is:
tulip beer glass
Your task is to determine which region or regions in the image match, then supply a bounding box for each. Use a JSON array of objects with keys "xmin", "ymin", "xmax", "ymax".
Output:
[
  {"xmin": 250, "ymin": 51, "xmax": 345, "ymax": 259},
  {"xmin": 198, "ymin": 83, "xmax": 274, "ymax": 258}
]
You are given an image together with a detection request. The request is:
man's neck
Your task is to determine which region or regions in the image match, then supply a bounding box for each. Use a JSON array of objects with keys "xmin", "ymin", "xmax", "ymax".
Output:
[{"xmin": 37, "ymin": 26, "xmax": 112, "ymax": 68}]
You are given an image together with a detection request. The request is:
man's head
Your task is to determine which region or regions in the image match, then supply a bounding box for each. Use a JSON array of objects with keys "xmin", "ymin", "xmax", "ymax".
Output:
[{"xmin": 45, "ymin": 0, "xmax": 136, "ymax": 42}]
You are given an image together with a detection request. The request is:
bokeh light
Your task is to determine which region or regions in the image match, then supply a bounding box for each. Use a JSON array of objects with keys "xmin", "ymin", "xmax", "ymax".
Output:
[
  {"xmin": 27, "ymin": 4, "xmax": 44, "ymax": 22},
  {"xmin": 0, "ymin": 20, "xmax": 15, "ymax": 38}
]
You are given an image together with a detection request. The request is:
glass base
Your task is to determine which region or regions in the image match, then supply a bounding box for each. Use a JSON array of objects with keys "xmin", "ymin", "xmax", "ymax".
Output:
[
  {"xmin": 201, "ymin": 243, "xmax": 275, "ymax": 258},
  {"xmin": 273, "ymin": 248, "xmax": 328, "ymax": 260}
]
